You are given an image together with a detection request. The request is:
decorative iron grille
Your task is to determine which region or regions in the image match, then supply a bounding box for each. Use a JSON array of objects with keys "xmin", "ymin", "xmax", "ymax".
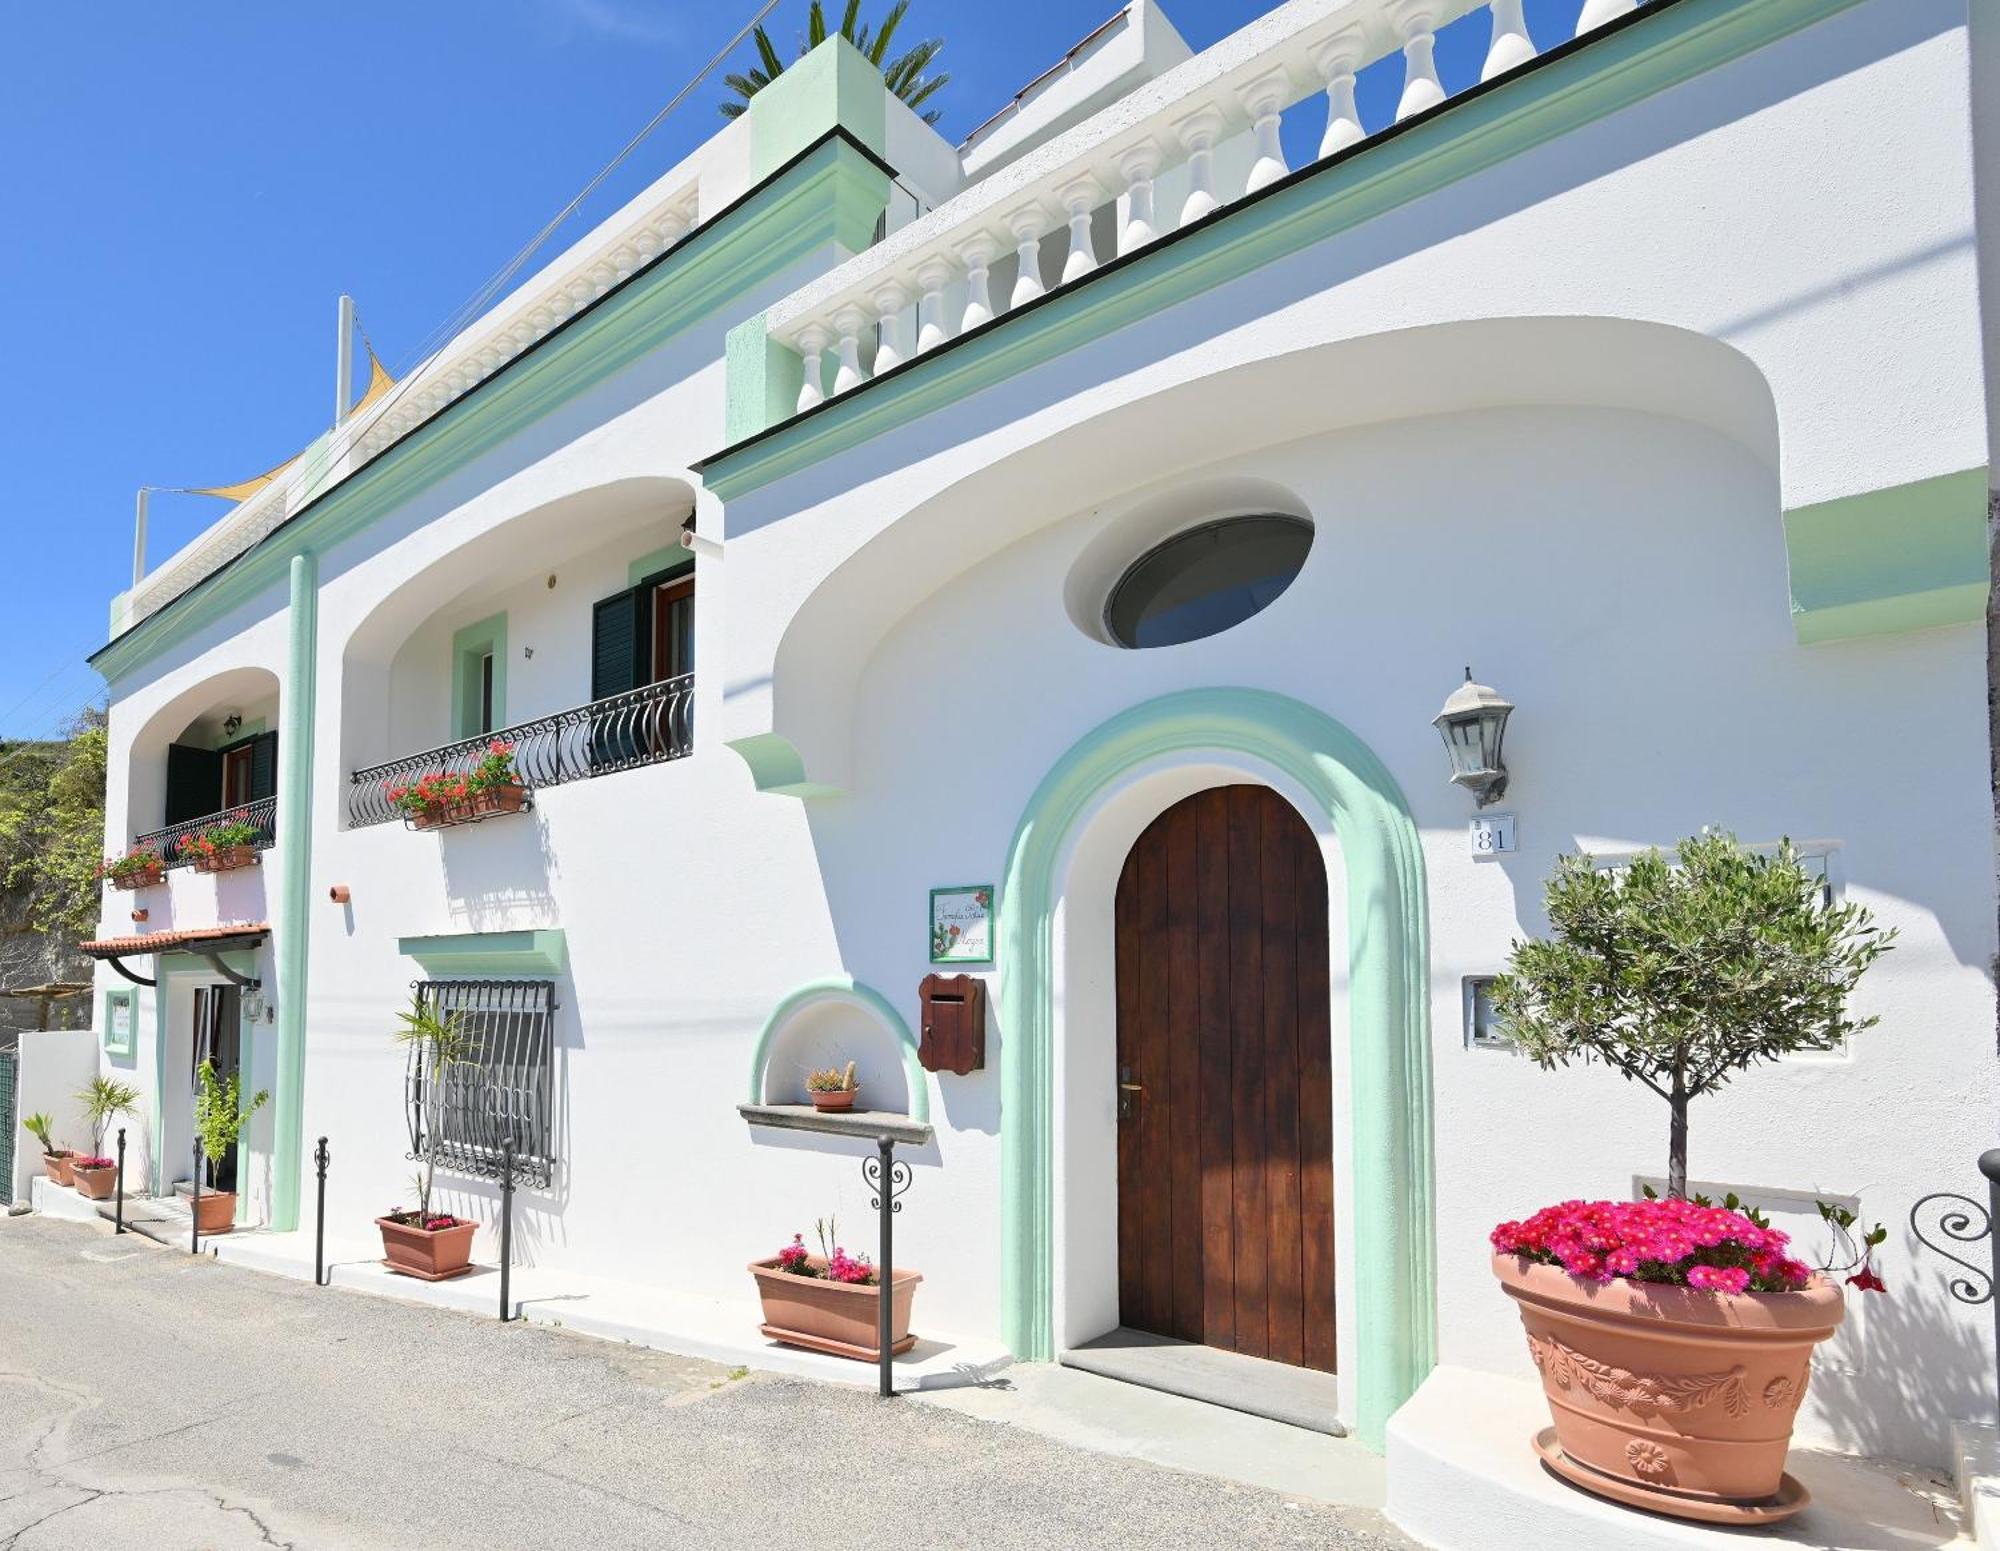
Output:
[
  {"xmin": 347, "ymin": 675, "xmax": 694, "ymax": 828},
  {"xmin": 134, "ymin": 796, "xmax": 278, "ymax": 869},
  {"xmin": 406, "ymin": 980, "xmax": 556, "ymax": 1187}
]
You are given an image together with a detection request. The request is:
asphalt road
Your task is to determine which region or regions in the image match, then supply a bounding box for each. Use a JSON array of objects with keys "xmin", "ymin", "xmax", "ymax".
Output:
[{"xmin": 0, "ymin": 1214, "xmax": 1409, "ymax": 1549}]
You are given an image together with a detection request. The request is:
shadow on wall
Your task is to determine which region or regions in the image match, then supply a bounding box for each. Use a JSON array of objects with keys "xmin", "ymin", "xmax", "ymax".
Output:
[
  {"xmin": 1809, "ymin": 1284, "xmax": 1995, "ymax": 1463},
  {"xmin": 438, "ymin": 812, "xmax": 558, "ymax": 930}
]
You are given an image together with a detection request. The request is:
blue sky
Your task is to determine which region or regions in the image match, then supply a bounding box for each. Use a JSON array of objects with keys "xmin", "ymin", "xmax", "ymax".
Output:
[{"xmin": 0, "ymin": 0, "xmax": 1588, "ymax": 738}]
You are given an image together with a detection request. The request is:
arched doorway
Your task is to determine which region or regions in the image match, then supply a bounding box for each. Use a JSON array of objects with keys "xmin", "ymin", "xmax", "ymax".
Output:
[{"xmin": 1114, "ymin": 785, "xmax": 1335, "ymax": 1372}]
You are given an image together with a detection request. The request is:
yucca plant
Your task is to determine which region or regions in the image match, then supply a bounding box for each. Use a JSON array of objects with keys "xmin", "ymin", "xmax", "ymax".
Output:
[
  {"xmin": 393, "ymin": 992, "xmax": 477, "ymax": 1222},
  {"xmin": 721, "ymin": 1, "xmax": 948, "ymax": 124},
  {"xmin": 76, "ymin": 1075, "xmax": 141, "ymax": 1154}
]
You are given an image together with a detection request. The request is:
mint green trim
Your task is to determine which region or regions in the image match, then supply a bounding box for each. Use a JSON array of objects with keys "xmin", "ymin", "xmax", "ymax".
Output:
[
  {"xmin": 724, "ymin": 731, "xmax": 845, "ymax": 799},
  {"xmin": 235, "ymin": 987, "xmax": 256, "ymax": 1227},
  {"xmin": 211, "ymin": 717, "xmax": 266, "ymax": 751},
  {"xmin": 1785, "ymin": 467, "xmax": 1989, "ymax": 644},
  {"xmin": 270, "ymin": 552, "xmax": 316, "ymax": 1232},
  {"xmin": 399, "ymin": 929, "xmax": 569, "ymax": 979},
  {"xmin": 997, "ymin": 688, "xmax": 1432, "ymax": 1451},
  {"xmin": 727, "ymin": 313, "xmax": 808, "ymax": 445},
  {"xmin": 102, "ymin": 987, "xmax": 136, "ymax": 1059},
  {"xmin": 450, "ymin": 613, "xmax": 508, "ymax": 738},
  {"xmin": 749, "ymin": 37, "xmax": 887, "ymax": 179},
  {"xmin": 702, "ymin": 0, "xmax": 1870, "ymax": 498},
  {"xmin": 746, "ymin": 975, "xmax": 930, "ymax": 1124},
  {"xmin": 93, "ymin": 136, "xmax": 891, "ymax": 686},
  {"xmin": 627, "ymin": 548, "xmax": 693, "ymax": 588}
]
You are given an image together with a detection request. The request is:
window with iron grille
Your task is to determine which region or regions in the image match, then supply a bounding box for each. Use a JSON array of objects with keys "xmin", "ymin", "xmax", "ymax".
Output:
[{"xmin": 406, "ymin": 980, "xmax": 555, "ymax": 1187}]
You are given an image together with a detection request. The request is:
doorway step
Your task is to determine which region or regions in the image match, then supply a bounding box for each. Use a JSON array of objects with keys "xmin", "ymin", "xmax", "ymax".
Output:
[
  {"xmin": 92, "ymin": 1190, "xmax": 190, "ymax": 1247},
  {"xmin": 1060, "ymin": 1326, "xmax": 1346, "ymax": 1436}
]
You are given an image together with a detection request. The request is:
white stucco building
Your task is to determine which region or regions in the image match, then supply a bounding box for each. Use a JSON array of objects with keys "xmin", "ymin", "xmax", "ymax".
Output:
[{"xmin": 43, "ymin": 0, "xmax": 2000, "ymax": 1517}]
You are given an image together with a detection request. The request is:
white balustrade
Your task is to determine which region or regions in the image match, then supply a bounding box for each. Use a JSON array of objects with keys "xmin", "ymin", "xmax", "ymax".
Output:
[{"xmin": 757, "ymin": 0, "xmax": 1650, "ymax": 432}]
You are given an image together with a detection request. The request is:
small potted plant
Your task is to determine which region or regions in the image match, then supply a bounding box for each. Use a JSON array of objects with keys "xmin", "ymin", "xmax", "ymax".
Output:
[
  {"xmin": 178, "ymin": 811, "xmax": 264, "ymax": 873},
  {"xmin": 806, "ymin": 1061, "xmax": 859, "ymax": 1112},
  {"xmin": 377, "ymin": 993, "xmax": 478, "ymax": 1279},
  {"xmin": 749, "ymin": 1219, "xmax": 921, "ymax": 1360},
  {"xmin": 98, "ymin": 845, "xmax": 165, "ymax": 891},
  {"xmin": 1488, "ymin": 832, "xmax": 1892, "ymax": 1520},
  {"xmin": 23, "ymin": 1112, "xmax": 73, "ymax": 1185},
  {"xmin": 193, "ymin": 1060, "xmax": 269, "ymax": 1234},
  {"xmin": 70, "ymin": 1076, "xmax": 140, "ymax": 1199},
  {"xmin": 386, "ymin": 772, "xmax": 463, "ymax": 830}
]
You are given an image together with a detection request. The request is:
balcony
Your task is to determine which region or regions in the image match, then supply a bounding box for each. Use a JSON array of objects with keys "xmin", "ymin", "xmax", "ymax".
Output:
[
  {"xmin": 750, "ymin": 0, "xmax": 1641, "ymax": 431},
  {"xmin": 134, "ymin": 797, "xmax": 279, "ymax": 871},
  {"xmin": 347, "ymin": 674, "xmax": 695, "ymax": 829}
]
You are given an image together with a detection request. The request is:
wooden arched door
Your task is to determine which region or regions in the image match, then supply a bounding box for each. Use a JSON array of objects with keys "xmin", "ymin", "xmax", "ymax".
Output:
[{"xmin": 1114, "ymin": 784, "xmax": 1336, "ymax": 1371}]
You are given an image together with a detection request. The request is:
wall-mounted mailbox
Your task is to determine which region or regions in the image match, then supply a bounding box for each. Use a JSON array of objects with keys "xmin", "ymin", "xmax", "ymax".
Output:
[{"xmin": 919, "ymin": 973, "xmax": 986, "ymax": 1075}]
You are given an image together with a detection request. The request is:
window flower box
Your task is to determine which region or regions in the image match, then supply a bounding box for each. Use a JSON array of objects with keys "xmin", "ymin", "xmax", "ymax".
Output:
[
  {"xmin": 750, "ymin": 1237, "xmax": 921, "ymax": 1362},
  {"xmin": 179, "ymin": 811, "xmax": 268, "ymax": 873},
  {"xmin": 99, "ymin": 849, "xmax": 165, "ymax": 891},
  {"xmin": 388, "ymin": 743, "xmax": 529, "ymax": 832},
  {"xmin": 191, "ymin": 844, "xmax": 260, "ymax": 874}
]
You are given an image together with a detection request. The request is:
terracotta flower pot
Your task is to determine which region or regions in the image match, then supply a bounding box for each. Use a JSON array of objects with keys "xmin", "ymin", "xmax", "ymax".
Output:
[
  {"xmin": 470, "ymin": 782, "xmax": 529, "ymax": 818},
  {"xmin": 1494, "ymin": 1253, "xmax": 1843, "ymax": 1513},
  {"xmin": 194, "ymin": 1190, "xmax": 238, "ymax": 1234},
  {"xmin": 193, "ymin": 844, "xmax": 260, "ymax": 874},
  {"xmin": 111, "ymin": 864, "xmax": 164, "ymax": 891},
  {"xmin": 43, "ymin": 1152, "xmax": 73, "ymax": 1185},
  {"xmin": 70, "ymin": 1164, "xmax": 118, "ymax": 1200},
  {"xmin": 377, "ymin": 1216, "xmax": 477, "ymax": 1280},
  {"xmin": 750, "ymin": 1255, "xmax": 921, "ymax": 1361},
  {"xmin": 809, "ymin": 1088, "xmax": 858, "ymax": 1113}
]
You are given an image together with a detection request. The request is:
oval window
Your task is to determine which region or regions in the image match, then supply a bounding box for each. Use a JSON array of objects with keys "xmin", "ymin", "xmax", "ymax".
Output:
[{"xmin": 1104, "ymin": 515, "xmax": 1312, "ymax": 649}]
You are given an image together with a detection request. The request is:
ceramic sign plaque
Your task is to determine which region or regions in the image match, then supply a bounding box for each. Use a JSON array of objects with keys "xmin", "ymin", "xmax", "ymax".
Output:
[{"xmin": 929, "ymin": 884, "xmax": 994, "ymax": 964}]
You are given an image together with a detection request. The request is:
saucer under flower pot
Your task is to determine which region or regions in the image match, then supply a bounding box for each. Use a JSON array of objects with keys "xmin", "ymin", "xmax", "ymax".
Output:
[{"xmin": 808, "ymin": 1088, "xmax": 858, "ymax": 1112}]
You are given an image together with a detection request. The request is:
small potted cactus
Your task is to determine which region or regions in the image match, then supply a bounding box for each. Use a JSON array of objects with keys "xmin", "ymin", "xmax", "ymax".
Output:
[{"xmin": 806, "ymin": 1061, "xmax": 859, "ymax": 1113}]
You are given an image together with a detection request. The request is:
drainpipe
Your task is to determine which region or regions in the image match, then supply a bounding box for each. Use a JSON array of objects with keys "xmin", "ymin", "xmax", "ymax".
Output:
[{"xmin": 270, "ymin": 551, "xmax": 318, "ymax": 1231}]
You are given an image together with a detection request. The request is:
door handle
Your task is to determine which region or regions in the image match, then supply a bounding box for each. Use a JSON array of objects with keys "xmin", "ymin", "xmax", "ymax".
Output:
[{"xmin": 1118, "ymin": 1065, "xmax": 1142, "ymax": 1121}]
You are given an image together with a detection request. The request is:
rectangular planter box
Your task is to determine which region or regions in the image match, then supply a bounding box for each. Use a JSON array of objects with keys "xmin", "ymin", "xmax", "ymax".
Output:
[
  {"xmin": 70, "ymin": 1165, "xmax": 117, "ymax": 1200},
  {"xmin": 749, "ymin": 1256, "xmax": 922, "ymax": 1361},
  {"xmin": 408, "ymin": 783, "xmax": 530, "ymax": 832},
  {"xmin": 191, "ymin": 845, "xmax": 260, "ymax": 874},
  {"xmin": 377, "ymin": 1216, "xmax": 477, "ymax": 1280},
  {"xmin": 109, "ymin": 865, "xmax": 164, "ymax": 891}
]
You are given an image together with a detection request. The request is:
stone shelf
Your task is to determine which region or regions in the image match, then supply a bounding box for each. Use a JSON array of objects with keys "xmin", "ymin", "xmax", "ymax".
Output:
[{"xmin": 737, "ymin": 1103, "xmax": 934, "ymax": 1147}]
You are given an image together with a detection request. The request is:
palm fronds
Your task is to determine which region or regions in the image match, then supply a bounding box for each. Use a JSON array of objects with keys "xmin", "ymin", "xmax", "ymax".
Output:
[{"xmin": 720, "ymin": 2, "xmax": 947, "ymax": 124}]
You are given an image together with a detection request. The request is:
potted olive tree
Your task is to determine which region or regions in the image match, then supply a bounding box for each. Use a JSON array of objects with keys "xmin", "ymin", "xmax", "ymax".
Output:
[
  {"xmin": 70, "ymin": 1077, "xmax": 140, "ymax": 1199},
  {"xmin": 377, "ymin": 993, "xmax": 478, "ymax": 1280},
  {"xmin": 193, "ymin": 1061, "xmax": 268, "ymax": 1234},
  {"xmin": 1488, "ymin": 832, "xmax": 1891, "ymax": 1521}
]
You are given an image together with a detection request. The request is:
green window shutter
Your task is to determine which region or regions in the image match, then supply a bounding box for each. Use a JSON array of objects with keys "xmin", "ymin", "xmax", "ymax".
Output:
[
  {"xmin": 591, "ymin": 586, "xmax": 650, "ymax": 701},
  {"xmin": 164, "ymin": 744, "xmax": 223, "ymax": 825},
  {"xmin": 249, "ymin": 731, "xmax": 278, "ymax": 802}
]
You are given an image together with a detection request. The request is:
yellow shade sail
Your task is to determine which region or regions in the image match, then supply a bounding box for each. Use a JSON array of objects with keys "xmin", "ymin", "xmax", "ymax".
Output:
[{"xmin": 187, "ymin": 345, "xmax": 398, "ymax": 502}]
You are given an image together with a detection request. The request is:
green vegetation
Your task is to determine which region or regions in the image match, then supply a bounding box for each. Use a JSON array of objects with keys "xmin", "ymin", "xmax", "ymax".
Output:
[
  {"xmin": 721, "ymin": 1, "xmax": 947, "ymax": 124},
  {"xmin": 0, "ymin": 708, "xmax": 107, "ymax": 952}
]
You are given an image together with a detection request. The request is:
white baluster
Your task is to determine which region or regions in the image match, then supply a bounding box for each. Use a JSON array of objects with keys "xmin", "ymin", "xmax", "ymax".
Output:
[
  {"xmin": 1172, "ymin": 105, "xmax": 1226, "ymax": 226},
  {"xmin": 955, "ymin": 236, "xmax": 997, "ymax": 331},
  {"xmin": 914, "ymin": 257, "xmax": 955, "ymax": 353},
  {"xmin": 831, "ymin": 306, "xmax": 866, "ymax": 395},
  {"xmin": 1576, "ymin": 0, "xmax": 1637, "ymax": 33},
  {"xmin": 1392, "ymin": 4, "xmax": 1445, "ymax": 122},
  {"xmin": 1059, "ymin": 176, "xmax": 1104, "ymax": 284},
  {"xmin": 795, "ymin": 323, "xmax": 828, "ymax": 413},
  {"xmin": 1007, "ymin": 205, "xmax": 1050, "ymax": 309},
  {"xmin": 1240, "ymin": 72, "xmax": 1292, "ymax": 194},
  {"xmin": 1483, "ymin": 0, "xmax": 1537, "ymax": 80},
  {"xmin": 871, "ymin": 283, "xmax": 910, "ymax": 374},
  {"xmin": 1312, "ymin": 28, "xmax": 1366, "ymax": 159},
  {"xmin": 1117, "ymin": 142, "xmax": 1162, "ymax": 254}
]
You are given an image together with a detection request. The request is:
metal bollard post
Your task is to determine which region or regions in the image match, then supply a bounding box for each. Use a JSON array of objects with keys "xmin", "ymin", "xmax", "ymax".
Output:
[
  {"xmin": 1982, "ymin": 1148, "xmax": 2000, "ymax": 1417},
  {"xmin": 190, "ymin": 1142, "xmax": 202, "ymax": 1255},
  {"xmin": 114, "ymin": 1128, "xmax": 126, "ymax": 1235},
  {"xmin": 313, "ymin": 1138, "xmax": 330, "ymax": 1287},
  {"xmin": 877, "ymin": 1136, "xmax": 894, "ymax": 1399},
  {"xmin": 499, "ymin": 1139, "xmax": 514, "ymax": 1323}
]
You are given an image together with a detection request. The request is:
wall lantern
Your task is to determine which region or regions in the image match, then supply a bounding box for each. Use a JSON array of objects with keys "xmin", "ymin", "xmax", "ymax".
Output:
[
  {"xmin": 1432, "ymin": 668, "xmax": 1513, "ymax": 807},
  {"xmin": 222, "ymin": 713, "xmax": 243, "ymax": 738}
]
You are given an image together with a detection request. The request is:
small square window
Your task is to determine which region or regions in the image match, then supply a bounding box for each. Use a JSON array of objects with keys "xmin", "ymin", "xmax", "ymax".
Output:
[{"xmin": 1463, "ymin": 976, "xmax": 1512, "ymax": 1051}]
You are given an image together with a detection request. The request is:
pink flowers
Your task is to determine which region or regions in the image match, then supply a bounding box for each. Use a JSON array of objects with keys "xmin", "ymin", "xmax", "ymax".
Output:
[
  {"xmin": 777, "ymin": 1234, "xmax": 810, "ymax": 1272},
  {"xmin": 824, "ymin": 1247, "xmax": 876, "ymax": 1285},
  {"xmin": 771, "ymin": 1233, "xmax": 879, "ymax": 1286},
  {"xmin": 1492, "ymin": 1198, "xmax": 1814, "ymax": 1295}
]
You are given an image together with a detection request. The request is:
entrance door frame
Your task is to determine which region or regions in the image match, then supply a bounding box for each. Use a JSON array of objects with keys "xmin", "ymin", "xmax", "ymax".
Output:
[
  {"xmin": 997, "ymin": 688, "xmax": 1433, "ymax": 1450},
  {"xmin": 152, "ymin": 951, "xmax": 260, "ymax": 1227}
]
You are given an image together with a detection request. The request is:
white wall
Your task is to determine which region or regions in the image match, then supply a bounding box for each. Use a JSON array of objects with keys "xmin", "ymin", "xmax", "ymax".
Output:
[{"xmin": 14, "ymin": 1031, "xmax": 99, "ymax": 1200}]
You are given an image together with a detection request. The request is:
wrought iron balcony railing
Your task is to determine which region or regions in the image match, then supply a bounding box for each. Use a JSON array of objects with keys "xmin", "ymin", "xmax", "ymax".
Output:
[
  {"xmin": 347, "ymin": 674, "xmax": 695, "ymax": 829},
  {"xmin": 134, "ymin": 796, "xmax": 279, "ymax": 870}
]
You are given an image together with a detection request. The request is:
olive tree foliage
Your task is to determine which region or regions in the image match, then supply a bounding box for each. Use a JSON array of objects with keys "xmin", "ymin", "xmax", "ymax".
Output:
[
  {"xmin": 1491, "ymin": 832, "xmax": 1893, "ymax": 1199},
  {"xmin": 0, "ymin": 707, "xmax": 107, "ymax": 957}
]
